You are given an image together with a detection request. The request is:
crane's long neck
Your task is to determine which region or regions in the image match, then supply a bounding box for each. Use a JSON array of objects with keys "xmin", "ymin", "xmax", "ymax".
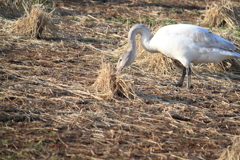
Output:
[{"xmin": 128, "ymin": 24, "xmax": 158, "ymax": 54}]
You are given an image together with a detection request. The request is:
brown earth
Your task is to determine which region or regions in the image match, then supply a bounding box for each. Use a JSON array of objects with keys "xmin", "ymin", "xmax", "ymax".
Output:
[{"xmin": 0, "ymin": 0, "xmax": 240, "ymax": 159}]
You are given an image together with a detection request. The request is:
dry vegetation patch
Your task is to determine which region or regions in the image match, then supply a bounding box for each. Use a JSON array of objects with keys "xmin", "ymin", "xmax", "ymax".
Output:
[
  {"xmin": 0, "ymin": 0, "xmax": 240, "ymax": 160},
  {"xmin": 92, "ymin": 57, "xmax": 137, "ymax": 100},
  {"xmin": 202, "ymin": 0, "xmax": 240, "ymax": 28},
  {"xmin": 219, "ymin": 136, "xmax": 240, "ymax": 160},
  {"xmin": 11, "ymin": 4, "xmax": 58, "ymax": 38}
]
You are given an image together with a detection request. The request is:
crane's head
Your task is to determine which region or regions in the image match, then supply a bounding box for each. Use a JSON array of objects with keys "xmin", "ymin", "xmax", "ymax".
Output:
[{"xmin": 116, "ymin": 50, "xmax": 135, "ymax": 72}]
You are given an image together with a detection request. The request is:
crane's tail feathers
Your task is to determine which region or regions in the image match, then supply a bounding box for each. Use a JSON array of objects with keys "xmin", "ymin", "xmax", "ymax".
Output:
[
  {"xmin": 232, "ymin": 52, "xmax": 240, "ymax": 58},
  {"xmin": 201, "ymin": 48, "xmax": 240, "ymax": 58}
]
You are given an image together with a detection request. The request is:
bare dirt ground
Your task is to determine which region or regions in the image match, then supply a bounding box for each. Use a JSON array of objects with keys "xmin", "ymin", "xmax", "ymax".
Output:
[{"xmin": 0, "ymin": 0, "xmax": 240, "ymax": 159}]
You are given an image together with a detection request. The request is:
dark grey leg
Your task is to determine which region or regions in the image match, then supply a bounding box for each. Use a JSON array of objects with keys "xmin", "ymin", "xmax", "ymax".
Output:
[
  {"xmin": 176, "ymin": 67, "xmax": 186, "ymax": 87},
  {"xmin": 186, "ymin": 67, "xmax": 192, "ymax": 89}
]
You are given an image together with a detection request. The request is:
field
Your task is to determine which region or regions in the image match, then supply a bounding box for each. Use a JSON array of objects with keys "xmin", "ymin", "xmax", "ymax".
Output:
[{"xmin": 0, "ymin": 0, "xmax": 240, "ymax": 159}]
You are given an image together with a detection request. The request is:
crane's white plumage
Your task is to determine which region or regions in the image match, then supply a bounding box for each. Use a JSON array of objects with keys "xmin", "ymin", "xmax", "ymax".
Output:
[{"xmin": 117, "ymin": 24, "xmax": 240, "ymax": 88}]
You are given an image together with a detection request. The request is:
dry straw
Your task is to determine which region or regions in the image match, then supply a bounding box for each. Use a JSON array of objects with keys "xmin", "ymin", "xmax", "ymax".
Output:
[
  {"xmin": 202, "ymin": 0, "xmax": 240, "ymax": 28},
  {"xmin": 92, "ymin": 57, "xmax": 137, "ymax": 100},
  {"xmin": 136, "ymin": 45, "xmax": 182, "ymax": 75},
  {"xmin": 218, "ymin": 136, "xmax": 240, "ymax": 160},
  {"xmin": 196, "ymin": 56, "xmax": 240, "ymax": 74},
  {"xmin": 11, "ymin": 4, "xmax": 58, "ymax": 38}
]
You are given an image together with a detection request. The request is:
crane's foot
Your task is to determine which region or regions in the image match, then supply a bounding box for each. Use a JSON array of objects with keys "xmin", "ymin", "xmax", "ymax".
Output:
[
  {"xmin": 176, "ymin": 83, "xmax": 183, "ymax": 87},
  {"xmin": 175, "ymin": 83, "xmax": 193, "ymax": 89},
  {"xmin": 186, "ymin": 85, "xmax": 193, "ymax": 89}
]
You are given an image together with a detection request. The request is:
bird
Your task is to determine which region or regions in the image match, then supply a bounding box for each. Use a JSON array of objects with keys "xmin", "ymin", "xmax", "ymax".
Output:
[{"xmin": 116, "ymin": 24, "xmax": 240, "ymax": 88}]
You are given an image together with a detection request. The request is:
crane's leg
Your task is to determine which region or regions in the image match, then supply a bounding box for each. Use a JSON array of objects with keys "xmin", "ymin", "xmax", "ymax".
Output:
[
  {"xmin": 176, "ymin": 67, "xmax": 186, "ymax": 87},
  {"xmin": 186, "ymin": 67, "xmax": 192, "ymax": 89}
]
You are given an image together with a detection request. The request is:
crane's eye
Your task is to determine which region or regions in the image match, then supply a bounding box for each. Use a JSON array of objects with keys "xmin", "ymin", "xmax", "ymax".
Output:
[{"xmin": 119, "ymin": 58, "xmax": 122, "ymax": 62}]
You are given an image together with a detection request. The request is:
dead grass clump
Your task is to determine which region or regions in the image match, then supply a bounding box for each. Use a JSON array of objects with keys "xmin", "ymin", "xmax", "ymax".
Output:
[
  {"xmin": 11, "ymin": 4, "xmax": 57, "ymax": 38},
  {"xmin": 195, "ymin": 58, "xmax": 240, "ymax": 74},
  {"xmin": 92, "ymin": 58, "xmax": 137, "ymax": 100},
  {"xmin": 136, "ymin": 50, "xmax": 182, "ymax": 75},
  {"xmin": 219, "ymin": 136, "xmax": 240, "ymax": 160},
  {"xmin": 202, "ymin": 0, "xmax": 240, "ymax": 28}
]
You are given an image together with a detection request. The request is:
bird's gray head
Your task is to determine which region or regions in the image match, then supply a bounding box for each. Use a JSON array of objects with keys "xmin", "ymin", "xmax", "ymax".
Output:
[{"xmin": 116, "ymin": 49, "xmax": 135, "ymax": 72}]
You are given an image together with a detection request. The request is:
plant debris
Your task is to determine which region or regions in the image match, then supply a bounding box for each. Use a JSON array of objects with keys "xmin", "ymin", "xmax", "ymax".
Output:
[
  {"xmin": 202, "ymin": 0, "xmax": 240, "ymax": 28},
  {"xmin": 219, "ymin": 136, "xmax": 240, "ymax": 160},
  {"xmin": 11, "ymin": 4, "xmax": 58, "ymax": 38},
  {"xmin": 0, "ymin": 0, "xmax": 240, "ymax": 159},
  {"xmin": 92, "ymin": 57, "xmax": 137, "ymax": 100}
]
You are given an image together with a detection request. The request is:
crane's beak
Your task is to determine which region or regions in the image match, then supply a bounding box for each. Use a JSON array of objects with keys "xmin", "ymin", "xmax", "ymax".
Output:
[{"xmin": 116, "ymin": 64, "xmax": 123, "ymax": 73}]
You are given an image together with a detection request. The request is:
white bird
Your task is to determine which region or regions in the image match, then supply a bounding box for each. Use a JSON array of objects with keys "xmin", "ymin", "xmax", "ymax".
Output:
[{"xmin": 117, "ymin": 24, "xmax": 240, "ymax": 88}]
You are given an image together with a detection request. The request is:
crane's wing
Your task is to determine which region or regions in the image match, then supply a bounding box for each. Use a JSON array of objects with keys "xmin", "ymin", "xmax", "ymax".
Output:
[
  {"xmin": 157, "ymin": 24, "xmax": 236, "ymax": 52},
  {"xmin": 190, "ymin": 27, "xmax": 236, "ymax": 52}
]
